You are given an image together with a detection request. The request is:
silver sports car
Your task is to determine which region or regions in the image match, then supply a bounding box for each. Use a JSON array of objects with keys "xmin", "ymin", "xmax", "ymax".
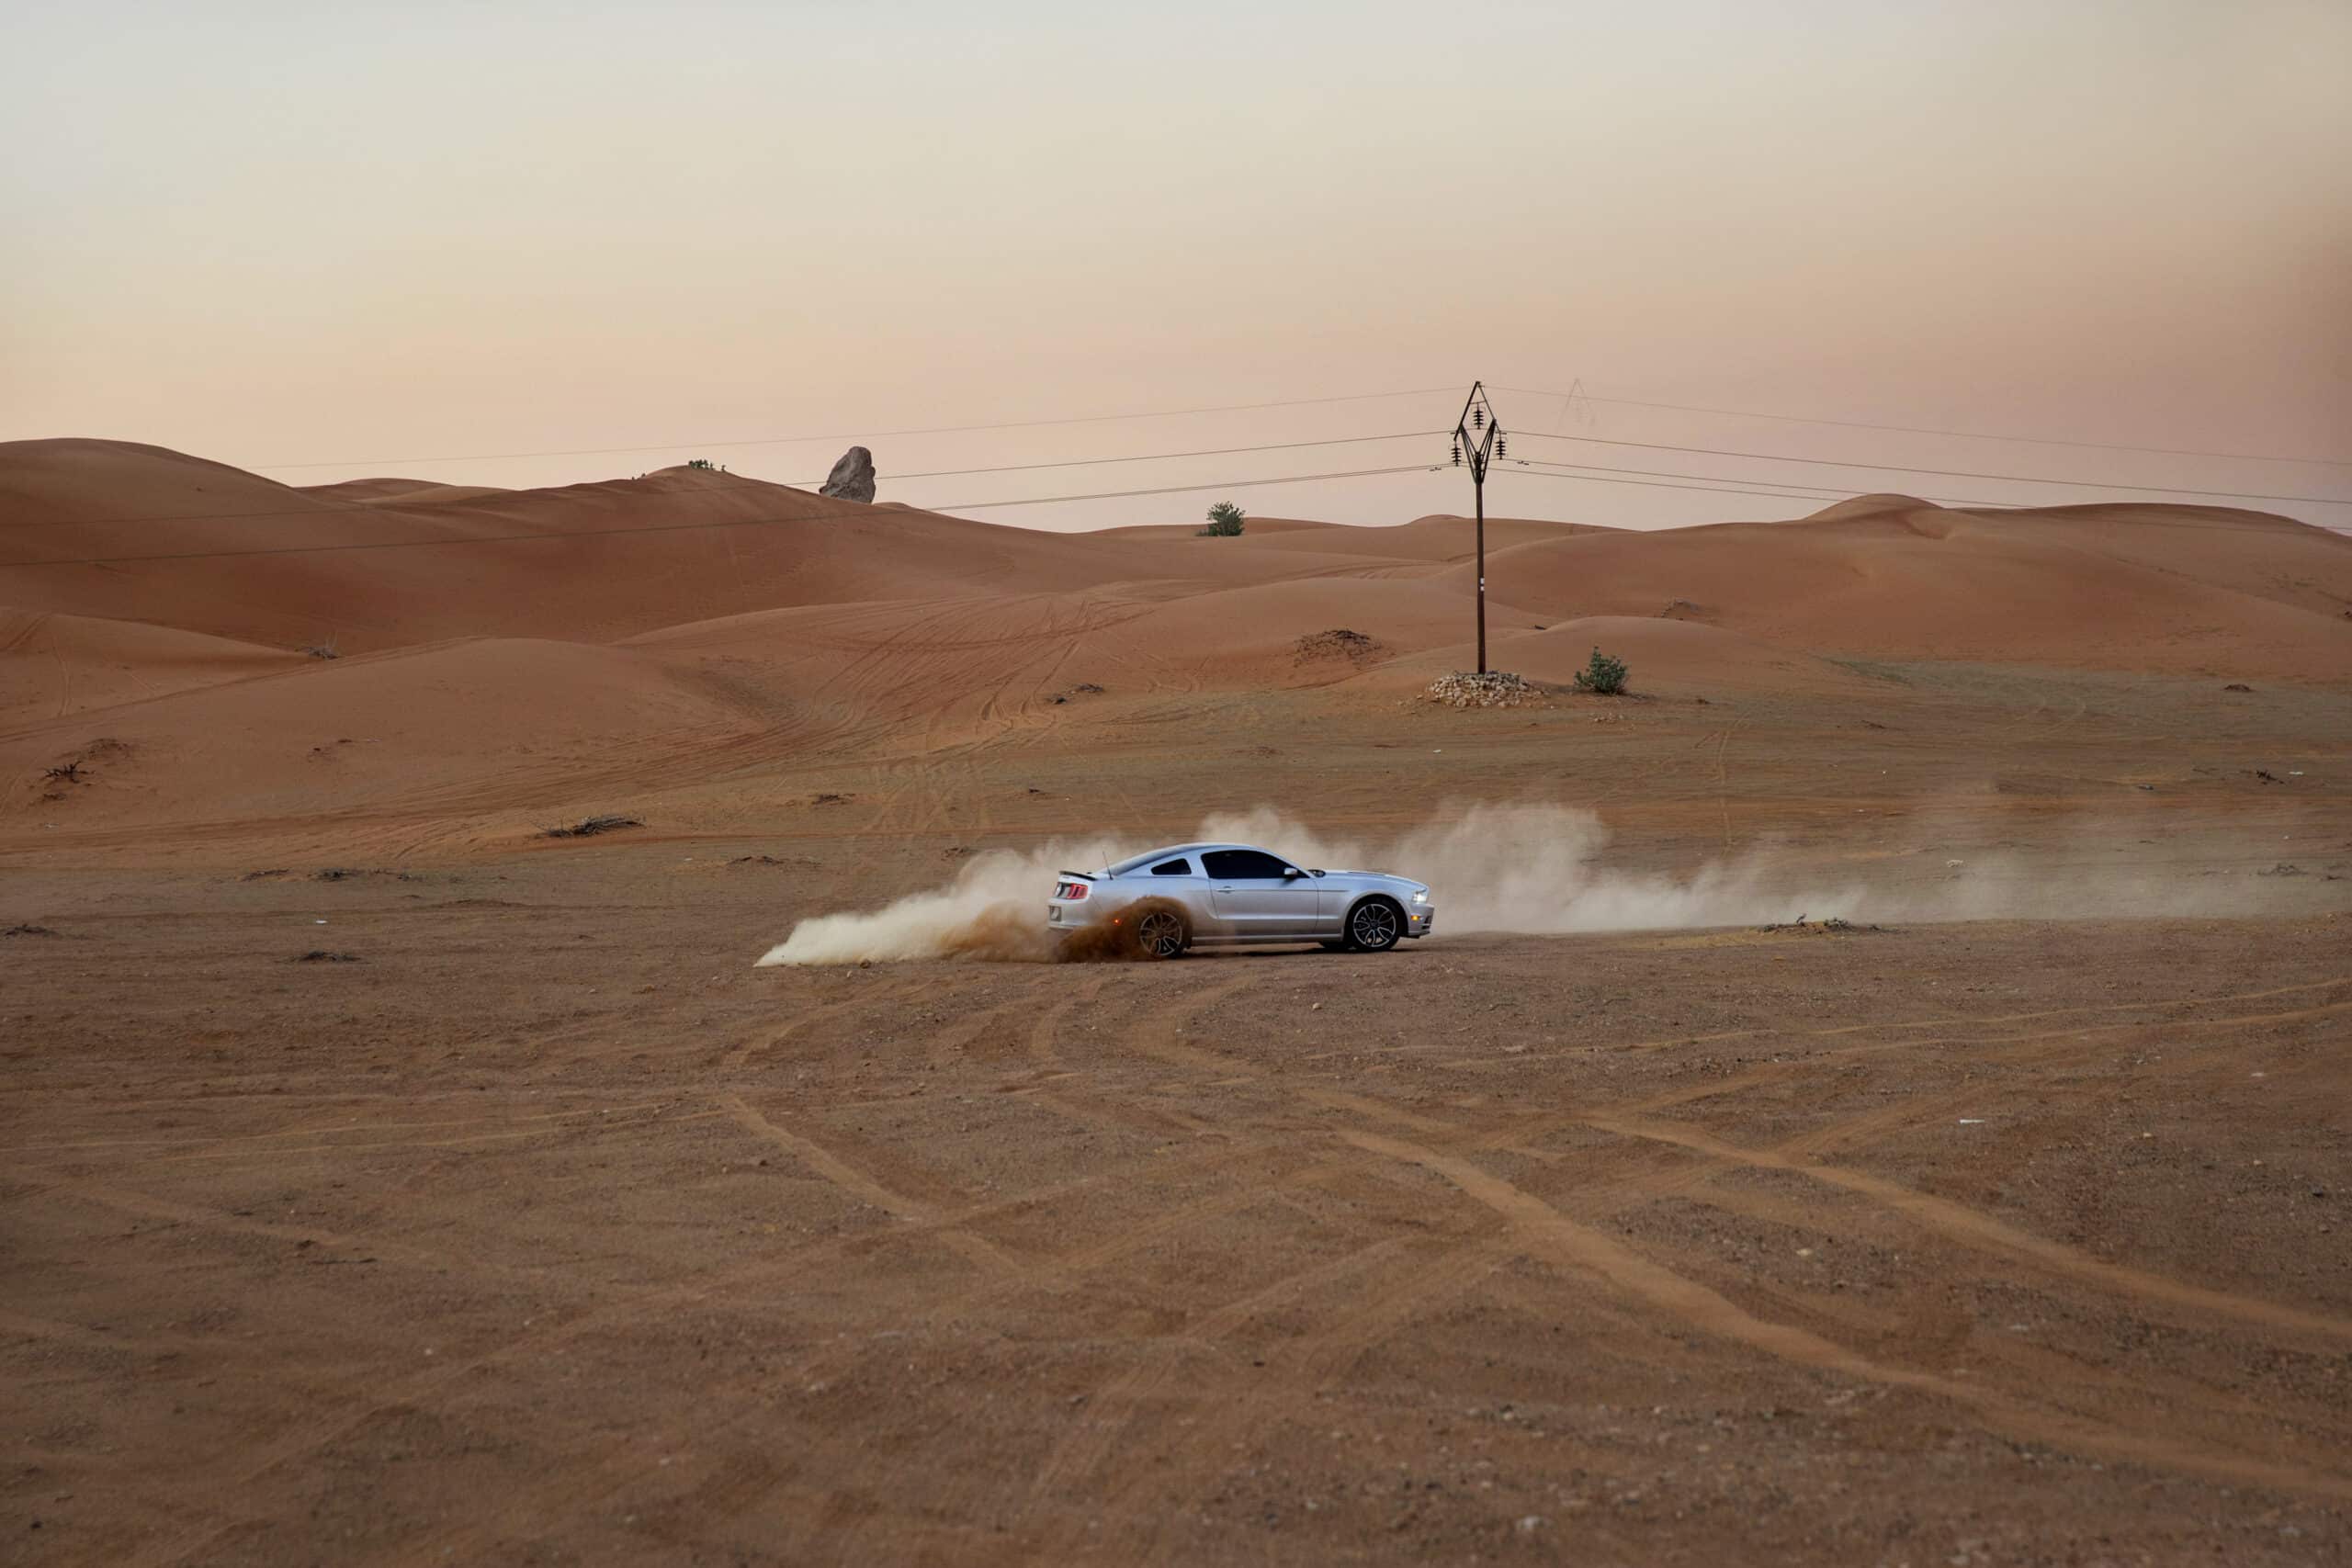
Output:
[{"xmin": 1046, "ymin": 841, "xmax": 1433, "ymax": 958}]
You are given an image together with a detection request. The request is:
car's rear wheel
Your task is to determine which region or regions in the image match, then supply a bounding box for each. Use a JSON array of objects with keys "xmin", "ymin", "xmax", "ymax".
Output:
[
  {"xmin": 1134, "ymin": 905, "xmax": 1190, "ymax": 960},
  {"xmin": 1344, "ymin": 897, "xmax": 1403, "ymax": 953}
]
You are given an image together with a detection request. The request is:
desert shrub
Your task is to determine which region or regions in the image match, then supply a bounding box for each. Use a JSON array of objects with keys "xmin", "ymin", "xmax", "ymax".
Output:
[
  {"xmin": 1198, "ymin": 502, "xmax": 1246, "ymax": 537},
  {"xmin": 1573, "ymin": 646, "xmax": 1629, "ymax": 694},
  {"xmin": 686, "ymin": 457, "xmax": 718, "ymax": 470}
]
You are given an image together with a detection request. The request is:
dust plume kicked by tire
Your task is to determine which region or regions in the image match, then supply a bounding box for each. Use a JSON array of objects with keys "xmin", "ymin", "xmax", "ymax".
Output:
[
  {"xmin": 890, "ymin": 897, "xmax": 1186, "ymax": 964},
  {"xmin": 1050, "ymin": 897, "xmax": 1187, "ymax": 963}
]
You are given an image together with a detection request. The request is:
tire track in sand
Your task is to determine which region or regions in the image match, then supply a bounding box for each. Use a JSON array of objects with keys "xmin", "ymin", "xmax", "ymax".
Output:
[
  {"xmin": 1341, "ymin": 1128, "xmax": 2352, "ymax": 1503},
  {"xmin": 718, "ymin": 1092, "xmax": 1023, "ymax": 1279},
  {"xmin": 1577, "ymin": 1110, "xmax": 2352, "ymax": 1348},
  {"xmin": 1054, "ymin": 1236, "xmax": 1521, "ymax": 1559}
]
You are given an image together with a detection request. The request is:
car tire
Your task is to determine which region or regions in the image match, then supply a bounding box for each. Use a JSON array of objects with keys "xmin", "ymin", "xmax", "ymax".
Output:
[
  {"xmin": 1343, "ymin": 897, "xmax": 1404, "ymax": 953},
  {"xmin": 1132, "ymin": 904, "xmax": 1190, "ymax": 960}
]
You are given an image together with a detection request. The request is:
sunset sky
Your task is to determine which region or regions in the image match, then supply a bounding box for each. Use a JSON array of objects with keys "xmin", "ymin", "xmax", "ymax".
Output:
[{"xmin": 6, "ymin": 0, "xmax": 2347, "ymax": 529}]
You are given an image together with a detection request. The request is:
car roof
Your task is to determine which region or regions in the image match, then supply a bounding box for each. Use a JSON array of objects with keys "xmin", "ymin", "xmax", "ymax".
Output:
[{"xmin": 1107, "ymin": 841, "xmax": 1272, "ymax": 872}]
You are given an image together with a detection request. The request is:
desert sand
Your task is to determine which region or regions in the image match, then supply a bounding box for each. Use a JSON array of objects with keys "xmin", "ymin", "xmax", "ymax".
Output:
[{"xmin": 5, "ymin": 438, "xmax": 2350, "ymax": 1563}]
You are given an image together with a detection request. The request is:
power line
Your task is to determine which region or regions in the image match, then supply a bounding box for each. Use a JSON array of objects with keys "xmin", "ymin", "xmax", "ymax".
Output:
[
  {"xmin": 0, "ymin": 464, "xmax": 1441, "ymax": 570},
  {"xmin": 1494, "ymin": 384, "xmax": 2352, "ymax": 468},
  {"xmin": 1498, "ymin": 458, "xmax": 2347, "ymax": 532},
  {"xmin": 249, "ymin": 387, "xmax": 1461, "ymax": 470},
  {"xmin": 1505, "ymin": 428, "xmax": 2352, "ymax": 508},
  {"xmin": 782, "ymin": 430, "xmax": 1443, "ymax": 487},
  {"xmin": 1498, "ymin": 456, "xmax": 1984, "ymax": 508},
  {"xmin": 1499, "ymin": 460, "xmax": 1939, "ymax": 507},
  {"xmin": 942, "ymin": 465, "xmax": 1436, "ymax": 512},
  {"xmin": 0, "ymin": 432, "xmax": 1447, "ymax": 533}
]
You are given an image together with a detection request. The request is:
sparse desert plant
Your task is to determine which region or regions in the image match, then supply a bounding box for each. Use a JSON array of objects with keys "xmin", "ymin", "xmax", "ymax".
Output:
[
  {"xmin": 1573, "ymin": 646, "xmax": 1629, "ymax": 694},
  {"xmin": 541, "ymin": 814, "xmax": 644, "ymax": 839},
  {"xmin": 302, "ymin": 641, "xmax": 339, "ymax": 660},
  {"xmin": 686, "ymin": 457, "xmax": 718, "ymax": 471},
  {"xmin": 1198, "ymin": 502, "xmax": 1246, "ymax": 537}
]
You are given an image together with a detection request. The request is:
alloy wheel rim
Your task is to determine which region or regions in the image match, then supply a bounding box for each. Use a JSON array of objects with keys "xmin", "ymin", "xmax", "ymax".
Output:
[
  {"xmin": 1138, "ymin": 911, "xmax": 1183, "ymax": 955},
  {"xmin": 1352, "ymin": 905, "xmax": 1397, "ymax": 944}
]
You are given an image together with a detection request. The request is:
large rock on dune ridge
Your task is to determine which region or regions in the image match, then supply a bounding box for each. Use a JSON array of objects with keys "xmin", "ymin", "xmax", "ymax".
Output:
[{"xmin": 820, "ymin": 446, "xmax": 876, "ymax": 503}]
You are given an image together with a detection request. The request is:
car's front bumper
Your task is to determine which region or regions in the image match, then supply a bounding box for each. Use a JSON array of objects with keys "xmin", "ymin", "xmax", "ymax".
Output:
[{"xmin": 1408, "ymin": 903, "xmax": 1433, "ymax": 938}]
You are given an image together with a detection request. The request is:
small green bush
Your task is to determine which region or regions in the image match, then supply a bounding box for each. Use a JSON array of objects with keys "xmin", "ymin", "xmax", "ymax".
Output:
[
  {"xmin": 1198, "ymin": 501, "xmax": 1246, "ymax": 537},
  {"xmin": 686, "ymin": 457, "xmax": 718, "ymax": 471},
  {"xmin": 1573, "ymin": 646, "xmax": 1629, "ymax": 694}
]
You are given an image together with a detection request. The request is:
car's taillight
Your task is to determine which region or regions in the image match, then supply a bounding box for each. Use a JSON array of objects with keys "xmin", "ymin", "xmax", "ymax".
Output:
[{"xmin": 1057, "ymin": 881, "xmax": 1089, "ymax": 900}]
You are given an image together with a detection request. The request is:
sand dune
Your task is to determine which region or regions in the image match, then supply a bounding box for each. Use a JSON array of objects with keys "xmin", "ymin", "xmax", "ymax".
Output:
[
  {"xmin": 5, "ymin": 637, "xmax": 774, "ymax": 833},
  {"xmin": 1381, "ymin": 615, "xmax": 1879, "ymax": 696},
  {"xmin": 11, "ymin": 442, "xmax": 2341, "ymax": 682},
  {"xmin": 1443, "ymin": 499, "xmax": 2352, "ymax": 677},
  {"xmin": 4, "ymin": 438, "xmax": 2348, "ymax": 846},
  {"xmin": 1091, "ymin": 513, "xmax": 1611, "ymax": 558},
  {"xmin": 300, "ymin": 477, "xmax": 517, "ymax": 506},
  {"xmin": 0, "ymin": 444, "xmax": 1144, "ymax": 652},
  {"xmin": 0, "ymin": 608, "xmax": 307, "ymax": 729}
]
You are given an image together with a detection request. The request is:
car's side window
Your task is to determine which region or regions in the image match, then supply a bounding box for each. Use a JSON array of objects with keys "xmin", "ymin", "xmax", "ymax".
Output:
[
  {"xmin": 1203, "ymin": 849, "xmax": 1292, "ymax": 880},
  {"xmin": 1150, "ymin": 857, "xmax": 1193, "ymax": 876}
]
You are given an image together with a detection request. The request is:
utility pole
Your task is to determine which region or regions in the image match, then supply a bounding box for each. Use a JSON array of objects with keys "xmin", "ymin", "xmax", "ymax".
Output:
[{"xmin": 1451, "ymin": 383, "xmax": 1505, "ymax": 673}]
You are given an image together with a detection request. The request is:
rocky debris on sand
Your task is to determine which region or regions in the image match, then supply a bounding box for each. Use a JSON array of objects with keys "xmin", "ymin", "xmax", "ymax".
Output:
[
  {"xmin": 1295, "ymin": 628, "xmax": 1385, "ymax": 663},
  {"xmin": 1425, "ymin": 671, "xmax": 1542, "ymax": 708},
  {"xmin": 1758, "ymin": 915, "xmax": 1883, "ymax": 934},
  {"xmin": 2257, "ymin": 863, "xmax": 2306, "ymax": 877},
  {"xmin": 292, "ymin": 950, "xmax": 362, "ymax": 963},
  {"xmin": 542, "ymin": 815, "xmax": 642, "ymax": 839},
  {"xmin": 2222, "ymin": 682, "xmax": 2254, "ymax": 693},
  {"xmin": 819, "ymin": 446, "xmax": 876, "ymax": 503},
  {"xmin": 5, "ymin": 923, "xmax": 62, "ymax": 938}
]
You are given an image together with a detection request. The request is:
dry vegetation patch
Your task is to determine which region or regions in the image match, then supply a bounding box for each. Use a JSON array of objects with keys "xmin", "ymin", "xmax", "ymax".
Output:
[
  {"xmin": 1295, "ymin": 627, "xmax": 1385, "ymax": 663},
  {"xmin": 541, "ymin": 814, "xmax": 642, "ymax": 839}
]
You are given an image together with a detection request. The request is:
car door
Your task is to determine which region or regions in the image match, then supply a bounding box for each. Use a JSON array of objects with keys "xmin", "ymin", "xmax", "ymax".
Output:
[
  {"xmin": 1202, "ymin": 849, "xmax": 1318, "ymax": 937},
  {"xmin": 1141, "ymin": 853, "xmax": 1210, "ymax": 929}
]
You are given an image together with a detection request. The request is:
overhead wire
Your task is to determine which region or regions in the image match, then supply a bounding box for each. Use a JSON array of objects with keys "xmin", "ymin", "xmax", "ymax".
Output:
[
  {"xmin": 0, "ymin": 464, "xmax": 1442, "ymax": 569},
  {"xmin": 1494, "ymin": 458, "xmax": 2345, "ymax": 532},
  {"xmin": 1500, "ymin": 463, "xmax": 1964, "ymax": 509},
  {"xmin": 1503, "ymin": 428, "xmax": 2352, "ymax": 508},
  {"xmin": 249, "ymin": 386, "xmax": 1461, "ymax": 470},
  {"xmin": 0, "ymin": 431, "xmax": 1447, "ymax": 532},
  {"xmin": 1494, "ymin": 384, "xmax": 2351, "ymax": 468}
]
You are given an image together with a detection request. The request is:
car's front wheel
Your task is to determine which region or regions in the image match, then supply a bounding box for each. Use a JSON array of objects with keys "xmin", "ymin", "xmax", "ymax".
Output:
[{"xmin": 1344, "ymin": 897, "xmax": 1404, "ymax": 953}]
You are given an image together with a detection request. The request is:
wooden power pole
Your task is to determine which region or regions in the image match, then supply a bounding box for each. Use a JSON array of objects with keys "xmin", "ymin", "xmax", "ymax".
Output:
[{"xmin": 1451, "ymin": 383, "xmax": 1505, "ymax": 673}]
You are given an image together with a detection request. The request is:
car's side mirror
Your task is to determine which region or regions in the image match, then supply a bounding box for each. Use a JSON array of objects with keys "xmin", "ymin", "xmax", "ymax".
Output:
[{"xmin": 1282, "ymin": 867, "xmax": 1305, "ymax": 879}]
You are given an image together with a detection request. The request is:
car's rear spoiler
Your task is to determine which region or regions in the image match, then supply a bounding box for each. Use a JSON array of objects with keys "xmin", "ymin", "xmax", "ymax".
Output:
[{"xmin": 1057, "ymin": 870, "xmax": 1095, "ymax": 882}]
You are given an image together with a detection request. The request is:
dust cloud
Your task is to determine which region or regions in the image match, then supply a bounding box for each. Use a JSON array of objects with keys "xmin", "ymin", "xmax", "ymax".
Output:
[
  {"xmin": 753, "ymin": 802, "xmax": 2324, "ymax": 966},
  {"xmin": 757, "ymin": 834, "xmax": 1121, "ymax": 965}
]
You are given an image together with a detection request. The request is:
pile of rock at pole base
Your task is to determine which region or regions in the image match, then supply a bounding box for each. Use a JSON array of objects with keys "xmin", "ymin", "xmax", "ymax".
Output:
[{"xmin": 1424, "ymin": 671, "xmax": 1542, "ymax": 708}]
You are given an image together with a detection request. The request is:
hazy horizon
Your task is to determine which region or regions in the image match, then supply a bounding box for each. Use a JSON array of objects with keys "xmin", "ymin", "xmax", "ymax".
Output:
[{"xmin": 6, "ymin": 1, "xmax": 2347, "ymax": 531}]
